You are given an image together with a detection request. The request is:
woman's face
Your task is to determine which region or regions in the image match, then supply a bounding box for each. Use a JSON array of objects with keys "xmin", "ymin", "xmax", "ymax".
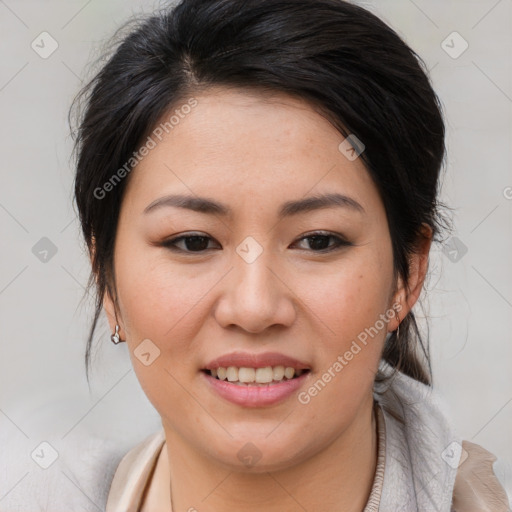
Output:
[{"xmin": 104, "ymin": 87, "xmax": 404, "ymax": 471}]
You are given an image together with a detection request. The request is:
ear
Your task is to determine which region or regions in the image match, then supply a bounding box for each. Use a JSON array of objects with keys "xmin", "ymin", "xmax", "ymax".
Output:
[
  {"xmin": 389, "ymin": 223, "xmax": 432, "ymax": 331},
  {"xmin": 89, "ymin": 236, "xmax": 125, "ymax": 339},
  {"xmin": 102, "ymin": 289, "xmax": 119, "ymax": 337}
]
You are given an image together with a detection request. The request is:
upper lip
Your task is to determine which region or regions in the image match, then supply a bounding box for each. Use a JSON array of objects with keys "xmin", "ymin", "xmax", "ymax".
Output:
[{"xmin": 203, "ymin": 352, "xmax": 311, "ymax": 370}]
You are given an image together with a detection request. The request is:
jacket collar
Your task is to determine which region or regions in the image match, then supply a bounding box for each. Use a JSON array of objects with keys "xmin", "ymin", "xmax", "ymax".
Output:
[
  {"xmin": 106, "ymin": 428, "xmax": 165, "ymax": 511},
  {"xmin": 375, "ymin": 364, "xmax": 460, "ymax": 511}
]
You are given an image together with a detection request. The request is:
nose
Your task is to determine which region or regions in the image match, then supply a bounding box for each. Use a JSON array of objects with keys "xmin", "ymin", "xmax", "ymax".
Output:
[{"xmin": 213, "ymin": 248, "xmax": 296, "ymax": 334}]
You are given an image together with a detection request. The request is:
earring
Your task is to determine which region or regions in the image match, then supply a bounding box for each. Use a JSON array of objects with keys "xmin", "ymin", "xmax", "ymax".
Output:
[{"xmin": 111, "ymin": 324, "xmax": 123, "ymax": 344}]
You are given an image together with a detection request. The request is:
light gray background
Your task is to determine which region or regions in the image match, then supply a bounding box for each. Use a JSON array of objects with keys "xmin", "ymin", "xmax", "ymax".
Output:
[{"xmin": 1, "ymin": 0, "xmax": 511, "ymax": 508}]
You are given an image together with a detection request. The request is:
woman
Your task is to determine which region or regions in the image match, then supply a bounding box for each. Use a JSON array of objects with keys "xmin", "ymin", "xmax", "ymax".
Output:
[{"xmin": 71, "ymin": 0, "xmax": 510, "ymax": 510}]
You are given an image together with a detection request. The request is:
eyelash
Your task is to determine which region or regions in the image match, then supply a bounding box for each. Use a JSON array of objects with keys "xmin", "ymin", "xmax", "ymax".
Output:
[{"xmin": 160, "ymin": 231, "xmax": 352, "ymax": 254}]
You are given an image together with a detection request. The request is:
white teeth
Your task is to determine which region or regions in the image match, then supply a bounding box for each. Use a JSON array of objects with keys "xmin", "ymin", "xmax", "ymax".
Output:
[
  {"xmin": 255, "ymin": 366, "xmax": 273, "ymax": 383},
  {"xmin": 226, "ymin": 366, "xmax": 238, "ymax": 382},
  {"xmin": 284, "ymin": 367, "xmax": 295, "ymax": 379},
  {"xmin": 273, "ymin": 365, "xmax": 285, "ymax": 380},
  {"xmin": 208, "ymin": 365, "xmax": 307, "ymax": 384},
  {"xmin": 238, "ymin": 367, "xmax": 256, "ymax": 383}
]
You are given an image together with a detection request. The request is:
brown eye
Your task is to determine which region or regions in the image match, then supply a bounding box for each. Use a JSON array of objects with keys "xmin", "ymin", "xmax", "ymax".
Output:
[
  {"xmin": 160, "ymin": 231, "xmax": 351, "ymax": 254},
  {"xmin": 293, "ymin": 232, "xmax": 352, "ymax": 253},
  {"xmin": 162, "ymin": 233, "xmax": 220, "ymax": 253}
]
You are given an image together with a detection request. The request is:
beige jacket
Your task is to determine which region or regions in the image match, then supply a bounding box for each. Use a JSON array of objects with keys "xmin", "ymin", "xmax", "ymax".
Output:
[{"xmin": 106, "ymin": 399, "xmax": 510, "ymax": 511}]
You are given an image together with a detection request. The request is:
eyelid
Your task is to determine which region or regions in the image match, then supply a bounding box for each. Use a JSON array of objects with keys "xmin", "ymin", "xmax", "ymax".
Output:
[
  {"xmin": 292, "ymin": 231, "xmax": 352, "ymax": 251},
  {"xmin": 160, "ymin": 230, "xmax": 352, "ymax": 254},
  {"xmin": 161, "ymin": 232, "xmax": 219, "ymax": 252}
]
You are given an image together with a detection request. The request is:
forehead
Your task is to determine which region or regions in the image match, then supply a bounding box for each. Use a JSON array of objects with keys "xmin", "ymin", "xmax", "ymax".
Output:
[{"xmin": 122, "ymin": 87, "xmax": 380, "ymax": 217}]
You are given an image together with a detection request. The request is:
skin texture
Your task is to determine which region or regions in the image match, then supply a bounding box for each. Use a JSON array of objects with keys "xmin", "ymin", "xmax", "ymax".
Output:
[{"xmin": 100, "ymin": 87, "xmax": 432, "ymax": 511}]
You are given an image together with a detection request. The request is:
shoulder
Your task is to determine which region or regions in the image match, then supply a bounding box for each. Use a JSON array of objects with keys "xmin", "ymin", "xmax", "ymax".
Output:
[
  {"xmin": 109, "ymin": 428, "xmax": 165, "ymax": 481},
  {"xmin": 105, "ymin": 428, "xmax": 166, "ymax": 511},
  {"xmin": 0, "ymin": 429, "xmax": 127, "ymax": 511},
  {"xmin": 374, "ymin": 367, "xmax": 511, "ymax": 511},
  {"xmin": 452, "ymin": 440, "xmax": 511, "ymax": 511}
]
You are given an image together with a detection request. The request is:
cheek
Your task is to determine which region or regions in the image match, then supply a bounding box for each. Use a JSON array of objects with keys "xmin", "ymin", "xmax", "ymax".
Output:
[
  {"xmin": 115, "ymin": 246, "xmax": 211, "ymax": 339},
  {"xmin": 114, "ymin": 253, "xmax": 210, "ymax": 416},
  {"xmin": 296, "ymin": 253, "xmax": 392, "ymax": 348},
  {"xmin": 293, "ymin": 253, "xmax": 392, "ymax": 407}
]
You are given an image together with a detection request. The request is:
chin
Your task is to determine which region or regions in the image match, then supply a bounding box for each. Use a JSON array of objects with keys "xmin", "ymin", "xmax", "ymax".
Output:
[{"xmin": 202, "ymin": 435, "xmax": 316, "ymax": 474}]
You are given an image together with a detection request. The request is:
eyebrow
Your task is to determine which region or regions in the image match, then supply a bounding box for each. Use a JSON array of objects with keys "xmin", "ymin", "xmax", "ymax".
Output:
[{"xmin": 143, "ymin": 192, "xmax": 365, "ymax": 218}]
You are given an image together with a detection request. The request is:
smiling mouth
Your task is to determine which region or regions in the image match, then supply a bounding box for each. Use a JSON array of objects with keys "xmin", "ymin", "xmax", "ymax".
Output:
[{"xmin": 201, "ymin": 366, "xmax": 310, "ymax": 386}]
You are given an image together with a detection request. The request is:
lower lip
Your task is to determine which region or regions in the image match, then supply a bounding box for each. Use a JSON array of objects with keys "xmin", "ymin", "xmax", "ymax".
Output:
[{"xmin": 201, "ymin": 371, "xmax": 310, "ymax": 407}]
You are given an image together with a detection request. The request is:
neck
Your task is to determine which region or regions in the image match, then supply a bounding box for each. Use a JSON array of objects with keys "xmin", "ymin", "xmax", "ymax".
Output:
[{"xmin": 157, "ymin": 396, "xmax": 377, "ymax": 512}]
